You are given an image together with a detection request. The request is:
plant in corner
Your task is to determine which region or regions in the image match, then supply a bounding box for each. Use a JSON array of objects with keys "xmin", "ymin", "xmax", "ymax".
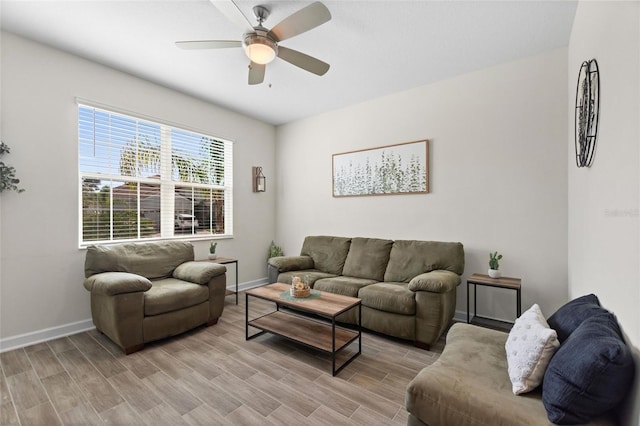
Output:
[
  {"xmin": 488, "ymin": 251, "xmax": 503, "ymax": 278},
  {"xmin": 208, "ymin": 242, "xmax": 218, "ymax": 260},
  {"xmin": 0, "ymin": 142, "xmax": 25, "ymax": 194},
  {"xmin": 268, "ymin": 241, "xmax": 284, "ymax": 258}
]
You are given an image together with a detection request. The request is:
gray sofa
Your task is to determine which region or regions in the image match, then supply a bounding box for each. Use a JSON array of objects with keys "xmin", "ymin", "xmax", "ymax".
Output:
[
  {"xmin": 267, "ymin": 236, "xmax": 464, "ymax": 349},
  {"xmin": 83, "ymin": 241, "xmax": 227, "ymax": 354}
]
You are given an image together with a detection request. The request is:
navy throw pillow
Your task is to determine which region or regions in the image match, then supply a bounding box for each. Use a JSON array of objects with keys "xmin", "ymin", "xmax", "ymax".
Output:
[
  {"xmin": 542, "ymin": 312, "xmax": 635, "ymax": 424},
  {"xmin": 547, "ymin": 294, "xmax": 604, "ymax": 342}
]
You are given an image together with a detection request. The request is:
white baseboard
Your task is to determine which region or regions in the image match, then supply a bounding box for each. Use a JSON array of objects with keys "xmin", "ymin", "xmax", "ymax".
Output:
[
  {"xmin": 232, "ymin": 276, "xmax": 269, "ymax": 292},
  {"xmin": 0, "ymin": 319, "xmax": 95, "ymax": 353},
  {"xmin": 0, "ymin": 278, "xmax": 271, "ymax": 353},
  {"xmin": 453, "ymin": 310, "xmax": 467, "ymax": 323}
]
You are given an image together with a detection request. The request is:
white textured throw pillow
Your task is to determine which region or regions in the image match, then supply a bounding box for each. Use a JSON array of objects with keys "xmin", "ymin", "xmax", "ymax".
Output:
[{"xmin": 505, "ymin": 303, "xmax": 560, "ymax": 395}]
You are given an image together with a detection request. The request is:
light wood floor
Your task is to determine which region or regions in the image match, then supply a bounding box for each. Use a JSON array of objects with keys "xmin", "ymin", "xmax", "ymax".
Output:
[{"xmin": 1, "ymin": 293, "xmax": 445, "ymax": 425}]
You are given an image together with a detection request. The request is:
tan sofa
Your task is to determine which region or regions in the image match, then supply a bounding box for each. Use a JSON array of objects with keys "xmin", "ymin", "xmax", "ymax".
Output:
[
  {"xmin": 267, "ymin": 236, "xmax": 464, "ymax": 349},
  {"xmin": 83, "ymin": 241, "xmax": 227, "ymax": 354}
]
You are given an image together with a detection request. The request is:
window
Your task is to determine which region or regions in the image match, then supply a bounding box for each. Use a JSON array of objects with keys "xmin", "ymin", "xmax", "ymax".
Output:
[{"xmin": 78, "ymin": 104, "xmax": 233, "ymax": 245}]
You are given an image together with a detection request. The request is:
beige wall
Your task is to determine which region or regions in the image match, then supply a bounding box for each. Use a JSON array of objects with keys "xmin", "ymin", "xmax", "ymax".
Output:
[
  {"xmin": 0, "ymin": 32, "xmax": 276, "ymax": 346},
  {"xmin": 3, "ymin": 1, "xmax": 637, "ymax": 365},
  {"xmin": 567, "ymin": 1, "xmax": 640, "ymax": 348},
  {"xmin": 275, "ymin": 49, "xmax": 569, "ymax": 321}
]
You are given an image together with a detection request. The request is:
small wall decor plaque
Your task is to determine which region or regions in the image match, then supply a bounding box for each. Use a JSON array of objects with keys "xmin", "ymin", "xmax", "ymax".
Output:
[
  {"xmin": 574, "ymin": 59, "xmax": 599, "ymax": 168},
  {"xmin": 332, "ymin": 139, "xmax": 429, "ymax": 197}
]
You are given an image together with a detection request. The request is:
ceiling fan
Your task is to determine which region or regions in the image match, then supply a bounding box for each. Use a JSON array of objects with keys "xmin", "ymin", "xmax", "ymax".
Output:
[{"xmin": 176, "ymin": 0, "xmax": 331, "ymax": 85}]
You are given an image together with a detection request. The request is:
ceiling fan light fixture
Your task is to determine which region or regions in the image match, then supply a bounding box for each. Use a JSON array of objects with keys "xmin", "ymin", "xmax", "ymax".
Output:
[
  {"xmin": 244, "ymin": 34, "xmax": 277, "ymax": 65},
  {"xmin": 177, "ymin": 1, "xmax": 332, "ymax": 85}
]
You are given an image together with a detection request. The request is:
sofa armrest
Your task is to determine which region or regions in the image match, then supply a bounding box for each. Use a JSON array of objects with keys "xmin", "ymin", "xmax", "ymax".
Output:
[
  {"xmin": 267, "ymin": 256, "xmax": 314, "ymax": 272},
  {"xmin": 408, "ymin": 270, "xmax": 461, "ymax": 293},
  {"xmin": 173, "ymin": 261, "xmax": 226, "ymax": 285},
  {"xmin": 83, "ymin": 272, "xmax": 152, "ymax": 296}
]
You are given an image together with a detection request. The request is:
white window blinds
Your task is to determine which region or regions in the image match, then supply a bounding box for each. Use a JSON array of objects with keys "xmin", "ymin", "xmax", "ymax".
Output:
[{"xmin": 78, "ymin": 104, "xmax": 233, "ymax": 245}]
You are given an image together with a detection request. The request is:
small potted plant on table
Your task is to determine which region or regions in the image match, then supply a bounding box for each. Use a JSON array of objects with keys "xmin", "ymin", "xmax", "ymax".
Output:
[
  {"xmin": 488, "ymin": 251, "xmax": 503, "ymax": 278},
  {"xmin": 208, "ymin": 242, "xmax": 218, "ymax": 260}
]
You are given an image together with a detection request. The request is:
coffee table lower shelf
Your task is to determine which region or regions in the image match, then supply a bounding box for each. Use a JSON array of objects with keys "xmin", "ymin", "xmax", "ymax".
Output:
[{"xmin": 247, "ymin": 310, "xmax": 360, "ymax": 376}]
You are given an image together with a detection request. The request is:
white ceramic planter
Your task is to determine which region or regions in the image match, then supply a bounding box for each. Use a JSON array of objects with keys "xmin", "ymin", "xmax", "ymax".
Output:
[
  {"xmin": 208, "ymin": 253, "xmax": 217, "ymax": 260},
  {"xmin": 488, "ymin": 269, "xmax": 501, "ymax": 279}
]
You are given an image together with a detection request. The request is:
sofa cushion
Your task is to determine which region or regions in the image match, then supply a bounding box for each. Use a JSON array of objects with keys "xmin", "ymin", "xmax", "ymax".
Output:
[
  {"xmin": 300, "ymin": 236, "xmax": 351, "ymax": 275},
  {"xmin": 144, "ymin": 278, "xmax": 209, "ymax": 316},
  {"xmin": 384, "ymin": 240, "xmax": 464, "ymax": 283},
  {"xmin": 547, "ymin": 293, "xmax": 603, "ymax": 342},
  {"xmin": 85, "ymin": 241, "xmax": 194, "ymax": 279},
  {"xmin": 342, "ymin": 237, "xmax": 393, "ymax": 281},
  {"xmin": 542, "ymin": 312, "xmax": 635, "ymax": 424},
  {"xmin": 313, "ymin": 276, "xmax": 377, "ymax": 298},
  {"xmin": 277, "ymin": 270, "xmax": 337, "ymax": 286},
  {"xmin": 358, "ymin": 282, "xmax": 415, "ymax": 315},
  {"xmin": 362, "ymin": 307, "xmax": 415, "ymax": 340},
  {"xmin": 505, "ymin": 304, "xmax": 559, "ymax": 395}
]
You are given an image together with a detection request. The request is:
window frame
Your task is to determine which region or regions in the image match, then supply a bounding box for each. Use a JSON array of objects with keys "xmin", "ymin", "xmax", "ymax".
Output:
[{"xmin": 77, "ymin": 100, "xmax": 233, "ymax": 247}]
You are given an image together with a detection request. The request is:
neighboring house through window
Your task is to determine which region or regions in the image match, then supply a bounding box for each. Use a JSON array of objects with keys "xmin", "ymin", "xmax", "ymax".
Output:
[{"xmin": 78, "ymin": 103, "xmax": 233, "ymax": 245}]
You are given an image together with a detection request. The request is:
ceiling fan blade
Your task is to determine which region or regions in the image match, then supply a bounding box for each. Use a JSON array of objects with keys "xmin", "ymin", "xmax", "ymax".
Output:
[
  {"xmin": 210, "ymin": 0, "xmax": 254, "ymax": 33},
  {"xmin": 277, "ymin": 46, "xmax": 329, "ymax": 76},
  {"xmin": 268, "ymin": 1, "xmax": 331, "ymax": 42},
  {"xmin": 176, "ymin": 40, "xmax": 242, "ymax": 50},
  {"xmin": 248, "ymin": 62, "xmax": 265, "ymax": 85}
]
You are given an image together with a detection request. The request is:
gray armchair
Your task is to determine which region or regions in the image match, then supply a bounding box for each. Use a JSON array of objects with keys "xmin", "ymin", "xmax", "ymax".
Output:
[{"xmin": 83, "ymin": 241, "xmax": 226, "ymax": 354}]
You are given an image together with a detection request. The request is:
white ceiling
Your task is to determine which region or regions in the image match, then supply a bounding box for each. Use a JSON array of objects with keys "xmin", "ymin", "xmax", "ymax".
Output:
[{"xmin": 0, "ymin": 0, "xmax": 577, "ymax": 125}]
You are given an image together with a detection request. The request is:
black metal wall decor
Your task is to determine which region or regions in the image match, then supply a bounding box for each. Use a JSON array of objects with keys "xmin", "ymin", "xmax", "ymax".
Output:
[{"xmin": 574, "ymin": 59, "xmax": 600, "ymax": 168}]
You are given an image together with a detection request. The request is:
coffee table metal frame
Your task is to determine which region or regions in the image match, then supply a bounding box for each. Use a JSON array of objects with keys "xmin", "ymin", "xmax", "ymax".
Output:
[{"xmin": 245, "ymin": 284, "xmax": 362, "ymax": 376}]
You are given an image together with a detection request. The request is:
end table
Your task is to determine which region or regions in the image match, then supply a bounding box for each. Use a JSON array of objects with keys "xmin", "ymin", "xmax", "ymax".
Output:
[
  {"xmin": 467, "ymin": 273, "xmax": 521, "ymax": 331},
  {"xmin": 202, "ymin": 257, "xmax": 239, "ymax": 304}
]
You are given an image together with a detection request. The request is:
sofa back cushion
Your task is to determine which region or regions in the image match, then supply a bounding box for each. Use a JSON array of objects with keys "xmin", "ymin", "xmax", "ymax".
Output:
[
  {"xmin": 85, "ymin": 241, "xmax": 194, "ymax": 279},
  {"xmin": 342, "ymin": 237, "xmax": 393, "ymax": 281},
  {"xmin": 300, "ymin": 236, "xmax": 351, "ymax": 275},
  {"xmin": 384, "ymin": 240, "xmax": 464, "ymax": 282}
]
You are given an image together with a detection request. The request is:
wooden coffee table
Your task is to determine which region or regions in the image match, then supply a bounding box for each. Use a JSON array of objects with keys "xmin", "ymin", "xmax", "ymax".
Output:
[{"xmin": 245, "ymin": 282, "xmax": 361, "ymax": 376}]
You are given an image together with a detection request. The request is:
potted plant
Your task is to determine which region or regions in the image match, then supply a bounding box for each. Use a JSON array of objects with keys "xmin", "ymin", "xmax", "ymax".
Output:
[
  {"xmin": 208, "ymin": 242, "xmax": 218, "ymax": 260},
  {"xmin": 268, "ymin": 241, "xmax": 284, "ymax": 258},
  {"xmin": 488, "ymin": 251, "xmax": 503, "ymax": 278}
]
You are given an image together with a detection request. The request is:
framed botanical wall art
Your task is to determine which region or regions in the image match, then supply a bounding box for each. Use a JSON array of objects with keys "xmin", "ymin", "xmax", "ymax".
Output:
[{"xmin": 332, "ymin": 140, "xmax": 429, "ymax": 197}]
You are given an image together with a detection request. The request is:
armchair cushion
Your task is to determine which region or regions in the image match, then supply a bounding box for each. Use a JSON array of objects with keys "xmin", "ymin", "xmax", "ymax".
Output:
[
  {"xmin": 83, "ymin": 272, "xmax": 152, "ymax": 296},
  {"xmin": 144, "ymin": 278, "xmax": 210, "ymax": 316},
  {"xmin": 408, "ymin": 270, "xmax": 460, "ymax": 293},
  {"xmin": 173, "ymin": 261, "xmax": 226, "ymax": 285},
  {"xmin": 85, "ymin": 241, "xmax": 194, "ymax": 279},
  {"xmin": 268, "ymin": 256, "xmax": 314, "ymax": 272}
]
